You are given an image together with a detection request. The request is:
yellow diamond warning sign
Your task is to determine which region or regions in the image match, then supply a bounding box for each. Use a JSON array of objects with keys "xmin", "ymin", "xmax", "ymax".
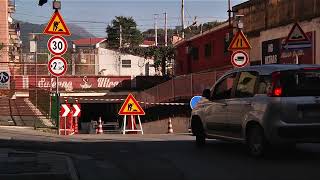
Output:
[
  {"xmin": 43, "ymin": 11, "xmax": 71, "ymax": 36},
  {"xmin": 228, "ymin": 31, "xmax": 251, "ymax": 51},
  {"xmin": 118, "ymin": 94, "xmax": 145, "ymax": 115}
]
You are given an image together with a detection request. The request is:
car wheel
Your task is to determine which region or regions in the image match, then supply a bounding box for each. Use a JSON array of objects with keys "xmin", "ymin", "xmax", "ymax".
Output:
[
  {"xmin": 196, "ymin": 131, "xmax": 206, "ymax": 147},
  {"xmin": 246, "ymin": 125, "xmax": 267, "ymax": 157},
  {"xmin": 192, "ymin": 118, "xmax": 206, "ymax": 147}
]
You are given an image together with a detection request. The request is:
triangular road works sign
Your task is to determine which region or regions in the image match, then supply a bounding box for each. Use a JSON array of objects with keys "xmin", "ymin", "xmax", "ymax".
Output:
[
  {"xmin": 118, "ymin": 94, "xmax": 145, "ymax": 115},
  {"xmin": 228, "ymin": 31, "xmax": 251, "ymax": 51},
  {"xmin": 43, "ymin": 11, "xmax": 71, "ymax": 36}
]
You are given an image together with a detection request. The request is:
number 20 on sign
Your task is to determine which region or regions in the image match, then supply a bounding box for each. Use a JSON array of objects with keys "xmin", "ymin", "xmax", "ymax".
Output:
[{"xmin": 48, "ymin": 57, "xmax": 67, "ymax": 77}]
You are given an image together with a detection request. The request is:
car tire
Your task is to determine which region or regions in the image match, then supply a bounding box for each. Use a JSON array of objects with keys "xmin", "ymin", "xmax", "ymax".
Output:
[
  {"xmin": 192, "ymin": 118, "xmax": 206, "ymax": 147},
  {"xmin": 246, "ymin": 125, "xmax": 268, "ymax": 157},
  {"xmin": 196, "ymin": 132, "xmax": 206, "ymax": 147}
]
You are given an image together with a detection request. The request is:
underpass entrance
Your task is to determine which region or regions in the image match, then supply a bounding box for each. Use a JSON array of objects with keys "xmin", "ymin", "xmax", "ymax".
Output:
[{"xmin": 79, "ymin": 102, "xmax": 122, "ymax": 133}]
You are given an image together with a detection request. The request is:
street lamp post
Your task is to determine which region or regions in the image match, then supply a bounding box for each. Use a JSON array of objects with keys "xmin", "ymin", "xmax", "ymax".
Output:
[{"xmin": 29, "ymin": 33, "xmax": 40, "ymax": 129}]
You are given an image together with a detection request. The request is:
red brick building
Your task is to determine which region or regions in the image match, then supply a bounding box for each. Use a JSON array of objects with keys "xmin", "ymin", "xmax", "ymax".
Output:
[{"xmin": 174, "ymin": 22, "xmax": 232, "ymax": 76}]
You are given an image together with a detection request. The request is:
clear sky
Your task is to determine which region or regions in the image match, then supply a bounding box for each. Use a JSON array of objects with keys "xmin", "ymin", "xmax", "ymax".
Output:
[{"xmin": 14, "ymin": 0, "xmax": 248, "ymax": 36}]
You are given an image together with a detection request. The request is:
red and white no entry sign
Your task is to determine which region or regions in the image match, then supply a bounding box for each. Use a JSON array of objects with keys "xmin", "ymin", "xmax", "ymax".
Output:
[
  {"xmin": 231, "ymin": 50, "xmax": 249, "ymax": 68},
  {"xmin": 48, "ymin": 57, "xmax": 67, "ymax": 77},
  {"xmin": 47, "ymin": 36, "xmax": 68, "ymax": 55}
]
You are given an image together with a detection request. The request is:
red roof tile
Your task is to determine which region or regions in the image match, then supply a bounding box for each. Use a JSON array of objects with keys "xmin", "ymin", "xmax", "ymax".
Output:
[
  {"xmin": 72, "ymin": 38, "xmax": 106, "ymax": 46},
  {"xmin": 142, "ymin": 40, "xmax": 155, "ymax": 46}
]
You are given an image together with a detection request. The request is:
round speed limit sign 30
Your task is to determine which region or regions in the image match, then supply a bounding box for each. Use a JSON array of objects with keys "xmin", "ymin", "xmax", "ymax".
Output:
[
  {"xmin": 47, "ymin": 36, "xmax": 68, "ymax": 55},
  {"xmin": 48, "ymin": 57, "xmax": 67, "ymax": 77}
]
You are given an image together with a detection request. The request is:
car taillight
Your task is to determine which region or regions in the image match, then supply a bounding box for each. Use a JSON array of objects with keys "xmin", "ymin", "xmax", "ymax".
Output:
[
  {"xmin": 273, "ymin": 87, "xmax": 282, "ymax": 96},
  {"xmin": 268, "ymin": 72, "xmax": 283, "ymax": 97}
]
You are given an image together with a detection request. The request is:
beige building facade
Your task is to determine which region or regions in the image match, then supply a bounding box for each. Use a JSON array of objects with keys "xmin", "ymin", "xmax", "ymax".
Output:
[
  {"xmin": 0, "ymin": 0, "xmax": 9, "ymax": 63},
  {"xmin": 233, "ymin": 0, "xmax": 320, "ymax": 65}
]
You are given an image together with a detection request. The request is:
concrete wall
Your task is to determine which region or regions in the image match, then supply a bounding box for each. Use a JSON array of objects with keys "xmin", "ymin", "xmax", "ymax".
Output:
[
  {"xmin": 248, "ymin": 36, "xmax": 261, "ymax": 64},
  {"xmin": 98, "ymin": 48, "xmax": 156, "ymax": 77},
  {"xmin": 0, "ymin": 0, "xmax": 9, "ymax": 62},
  {"xmin": 233, "ymin": 0, "xmax": 320, "ymax": 64},
  {"xmin": 142, "ymin": 117, "xmax": 189, "ymax": 134}
]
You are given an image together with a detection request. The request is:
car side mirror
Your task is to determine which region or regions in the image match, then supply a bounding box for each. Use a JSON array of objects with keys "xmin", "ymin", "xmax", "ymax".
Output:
[{"xmin": 202, "ymin": 89, "xmax": 211, "ymax": 99}]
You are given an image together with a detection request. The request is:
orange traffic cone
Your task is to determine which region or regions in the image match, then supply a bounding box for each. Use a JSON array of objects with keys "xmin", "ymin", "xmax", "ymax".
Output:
[
  {"xmin": 97, "ymin": 117, "xmax": 103, "ymax": 134},
  {"xmin": 168, "ymin": 117, "xmax": 173, "ymax": 134}
]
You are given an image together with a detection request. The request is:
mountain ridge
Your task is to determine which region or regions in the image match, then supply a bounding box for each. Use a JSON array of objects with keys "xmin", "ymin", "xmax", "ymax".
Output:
[{"xmin": 18, "ymin": 21, "xmax": 97, "ymax": 52}]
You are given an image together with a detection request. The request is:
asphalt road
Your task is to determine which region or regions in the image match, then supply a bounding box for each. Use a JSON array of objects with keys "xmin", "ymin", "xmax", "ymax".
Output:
[{"xmin": 0, "ymin": 127, "xmax": 320, "ymax": 180}]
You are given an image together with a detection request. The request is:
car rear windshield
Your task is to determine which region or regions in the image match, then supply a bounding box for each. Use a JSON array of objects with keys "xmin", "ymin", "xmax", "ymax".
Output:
[{"xmin": 280, "ymin": 69, "xmax": 320, "ymax": 96}]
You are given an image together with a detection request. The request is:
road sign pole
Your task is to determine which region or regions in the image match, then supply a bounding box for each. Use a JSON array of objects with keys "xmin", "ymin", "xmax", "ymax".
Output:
[
  {"xmin": 56, "ymin": 77, "xmax": 60, "ymax": 135},
  {"xmin": 65, "ymin": 116, "xmax": 67, "ymax": 135}
]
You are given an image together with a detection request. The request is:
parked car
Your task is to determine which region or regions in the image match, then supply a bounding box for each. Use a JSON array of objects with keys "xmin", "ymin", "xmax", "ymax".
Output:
[{"xmin": 191, "ymin": 64, "xmax": 320, "ymax": 156}]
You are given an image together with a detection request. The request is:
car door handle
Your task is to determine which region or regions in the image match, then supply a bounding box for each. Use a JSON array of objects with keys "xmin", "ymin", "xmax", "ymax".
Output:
[{"xmin": 243, "ymin": 103, "xmax": 252, "ymax": 106}]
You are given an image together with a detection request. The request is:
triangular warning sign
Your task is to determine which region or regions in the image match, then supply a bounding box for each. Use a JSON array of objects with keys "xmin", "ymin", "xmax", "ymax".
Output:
[
  {"xmin": 43, "ymin": 11, "xmax": 71, "ymax": 36},
  {"xmin": 228, "ymin": 31, "xmax": 251, "ymax": 51},
  {"xmin": 118, "ymin": 94, "xmax": 145, "ymax": 115},
  {"xmin": 286, "ymin": 23, "xmax": 310, "ymax": 44}
]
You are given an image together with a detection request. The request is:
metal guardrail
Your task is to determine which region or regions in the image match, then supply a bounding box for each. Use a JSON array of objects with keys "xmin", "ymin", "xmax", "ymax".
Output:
[{"xmin": 135, "ymin": 66, "xmax": 232, "ymax": 106}]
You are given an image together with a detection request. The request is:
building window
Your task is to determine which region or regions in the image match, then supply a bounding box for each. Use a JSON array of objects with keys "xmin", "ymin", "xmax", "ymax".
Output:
[
  {"xmin": 122, "ymin": 60, "xmax": 131, "ymax": 68},
  {"xmin": 204, "ymin": 43, "xmax": 212, "ymax": 58},
  {"xmin": 191, "ymin": 47, "xmax": 199, "ymax": 61}
]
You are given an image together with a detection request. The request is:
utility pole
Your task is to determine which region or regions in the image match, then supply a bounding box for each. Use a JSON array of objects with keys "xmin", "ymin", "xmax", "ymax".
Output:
[
  {"xmin": 228, "ymin": 0, "xmax": 231, "ymax": 26},
  {"xmin": 181, "ymin": 0, "xmax": 185, "ymax": 39},
  {"xmin": 119, "ymin": 24, "xmax": 122, "ymax": 48},
  {"xmin": 164, "ymin": 12, "xmax": 168, "ymax": 47},
  {"xmin": 119, "ymin": 24, "xmax": 122, "ymax": 75},
  {"xmin": 154, "ymin": 14, "xmax": 158, "ymax": 46}
]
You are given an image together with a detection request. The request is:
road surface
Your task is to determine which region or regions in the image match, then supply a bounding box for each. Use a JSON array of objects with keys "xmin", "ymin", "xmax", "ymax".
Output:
[{"xmin": 0, "ymin": 126, "xmax": 320, "ymax": 180}]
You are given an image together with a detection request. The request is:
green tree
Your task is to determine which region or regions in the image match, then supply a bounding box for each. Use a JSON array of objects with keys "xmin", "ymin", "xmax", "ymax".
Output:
[{"xmin": 106, "ymin": 16, "xmax": 143, "ymax": 48}]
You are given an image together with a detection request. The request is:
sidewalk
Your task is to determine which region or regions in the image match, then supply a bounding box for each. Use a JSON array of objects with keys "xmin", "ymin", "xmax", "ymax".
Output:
[{"xmin": 0, "ymin": 148, "xmax": 78, "ymax": 180}]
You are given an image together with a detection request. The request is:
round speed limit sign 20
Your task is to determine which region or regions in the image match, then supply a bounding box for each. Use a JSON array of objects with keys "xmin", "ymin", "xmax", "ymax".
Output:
[
  {"xmin": 47, "ymin": 36, "xmax": 68, "ymax": 55},
  {"xmin": 48, "ymin": 57, "xmax": 67, "ymax": 77}
]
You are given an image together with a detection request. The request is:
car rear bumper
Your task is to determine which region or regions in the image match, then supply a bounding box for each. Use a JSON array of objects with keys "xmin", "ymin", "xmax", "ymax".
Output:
[{"xmin": 267, "ymin": 123, "xmax": 320, "ymax": 144}]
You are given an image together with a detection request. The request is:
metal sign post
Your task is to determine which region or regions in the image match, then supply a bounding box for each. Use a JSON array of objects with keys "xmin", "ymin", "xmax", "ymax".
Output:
[
  {"xmin": 284, "ymin": 23, "xmax": 311, "ymax": 64},
  {"xmin": 64, "ymin": 116, "xmax": 67, "ymax": 135},
  {"xmin": 60, "ymin": 103, "xmax": 71, "ymax": 135},
  {"xmin": 295, "ymin": 51, "xmax": 299, "ymax": 65},
  {"xmin": 43, "ymin": 3, "xmax": 71, "ymax": 134},
  {"xmin": 71, "ymin": 102, "xmax": 81, "ymax": 134}
]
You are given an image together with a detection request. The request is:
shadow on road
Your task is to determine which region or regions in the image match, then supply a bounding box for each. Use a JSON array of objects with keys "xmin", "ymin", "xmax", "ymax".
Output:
[{"xmin": 0, "ymin": 137, "xmax": 319, "ymax": 180}]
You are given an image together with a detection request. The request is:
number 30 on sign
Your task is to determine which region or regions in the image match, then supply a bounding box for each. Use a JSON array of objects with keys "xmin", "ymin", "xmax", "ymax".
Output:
[
  {"xmin": 47, "ymin": 36, "xmax": 68, "ymax": 56},
  {"xmin": 48, "ymin": 57, "xmax": 67, "ymax": 77}
]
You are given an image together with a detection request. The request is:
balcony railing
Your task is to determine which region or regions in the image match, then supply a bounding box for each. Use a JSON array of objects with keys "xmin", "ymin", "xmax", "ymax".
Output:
[
  {"xmin": 8, "ymin": 24, "xmax": 17, "ymax": 35},
  {"xmin": 8, "ymin": 0, "xmax": 15, "ymax": 13}
]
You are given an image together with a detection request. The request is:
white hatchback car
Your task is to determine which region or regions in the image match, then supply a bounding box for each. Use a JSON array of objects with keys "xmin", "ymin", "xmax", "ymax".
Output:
[{"xmin": 191, "ymin": 64, "xmax": 320, "ymax": 156}]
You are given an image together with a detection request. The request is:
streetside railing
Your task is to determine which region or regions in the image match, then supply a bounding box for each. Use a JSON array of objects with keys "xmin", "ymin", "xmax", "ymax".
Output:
[{"xmin": 135, "ymin": 66, "xmax": 232, "ymax": 107}]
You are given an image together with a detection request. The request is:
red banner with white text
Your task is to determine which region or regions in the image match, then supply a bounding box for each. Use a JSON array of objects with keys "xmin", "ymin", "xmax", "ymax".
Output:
[{"xmin": 14, "ymin": 76, "xmax": 131, "ymax": 91}]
